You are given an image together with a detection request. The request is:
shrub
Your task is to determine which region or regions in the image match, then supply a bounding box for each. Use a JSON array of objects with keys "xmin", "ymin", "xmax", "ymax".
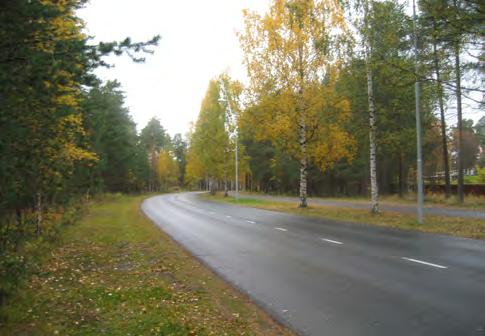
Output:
[{"xmin": 0, "ymin": 197, "xmax": 89, "ymax": 310}]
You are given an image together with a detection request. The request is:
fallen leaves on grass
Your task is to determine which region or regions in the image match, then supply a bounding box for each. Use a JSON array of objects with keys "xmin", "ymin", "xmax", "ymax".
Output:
[{"xmin": 0, "ymin": 195, "xmax": 290, "ymax": 336}]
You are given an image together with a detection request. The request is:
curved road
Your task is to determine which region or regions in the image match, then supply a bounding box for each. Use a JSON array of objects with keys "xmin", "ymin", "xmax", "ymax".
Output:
[{"xmin": 142, "ymin": 192, "xmax": 485, "ymax": 336}]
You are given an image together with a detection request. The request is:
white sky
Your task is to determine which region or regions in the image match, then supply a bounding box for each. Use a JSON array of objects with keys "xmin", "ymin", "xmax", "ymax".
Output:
[
  {"xmin": 79, "ymin": 0, "xmax": 482, "ymax": 137},
  {"xmin": 78, "ymin": 0, "xmax": 270, "ymax": 137}
]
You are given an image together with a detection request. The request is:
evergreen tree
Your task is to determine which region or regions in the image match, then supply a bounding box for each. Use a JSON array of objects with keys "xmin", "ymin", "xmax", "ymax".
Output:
[
  {"xmin": 140, "ymin": 118, "xmax": 171, "ymax": 191},
  {"xmin": 172, "ymin": 134, "xmax": 188, "ymax": 186}
]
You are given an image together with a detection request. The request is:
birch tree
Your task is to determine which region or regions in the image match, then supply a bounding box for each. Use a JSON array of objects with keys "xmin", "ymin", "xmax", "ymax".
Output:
[
  {"xmin": 190, "ymin": 80, "xmax": 230, "ymax": 194},
  {"xmin": 240, "ymin": 0, "xmax": 355, "ymax": 207},
  {"xmin": 363, "ymin": 0, "xmax": 380, "ymax": 213},
  {"xmin": 158, "ymin": 149, "xmax": 179, "ymax": 191}
]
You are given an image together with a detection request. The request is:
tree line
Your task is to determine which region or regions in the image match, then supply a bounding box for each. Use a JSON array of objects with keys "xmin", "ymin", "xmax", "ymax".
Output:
[
  {"xmin": 1, "ymin": 0, "xmax": 483, "ymax": 250},
  {"xmin": 185, "ymin": 0, "xmax": 484, "ymax": 209},
  {"xmin": 0, "ymin": 0, "xmax": 192, "ymax": 268}
]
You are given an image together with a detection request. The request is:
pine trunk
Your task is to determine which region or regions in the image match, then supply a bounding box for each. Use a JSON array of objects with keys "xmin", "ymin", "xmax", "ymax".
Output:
[
  {"xmin": 454, "ymin": 41, "xmax": 464, "ymax": 203},
  {"xmin": 451, "ymin": 0, "xmax": 464, "ymax": 203},
  {"xmin": 432, "ymin": 36, "xmax": 451, "ymax": 198}
]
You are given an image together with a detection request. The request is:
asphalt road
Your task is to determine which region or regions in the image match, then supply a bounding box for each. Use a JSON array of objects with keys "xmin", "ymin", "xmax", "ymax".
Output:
[
  {"xmin": 142, "ymin": 192, "xmax": 485, "ymax": 336},
  {"xmin": 228, "ymin": 191, "xmax": 485, "ymax": 219}
]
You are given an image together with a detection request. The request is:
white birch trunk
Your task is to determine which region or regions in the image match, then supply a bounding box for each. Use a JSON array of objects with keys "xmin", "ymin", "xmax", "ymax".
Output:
[
  {"xmin": 297, "ymin": 31, "xmax": 308, "ymax": 208},
  {"xmin": 224, "ymin": 150, "xmax": 228, "ymax": 197},
  {"xmin": 299, "ymin": 108, "xmax": 308, "ymax": 208},
  {"xmin": 209, "ymin": 177, "xmax": 216, "ymax": 195},
  {"xmin": 365, "ymin": 1, "xmax": 379, "ymax": 213},
  {"xmin": 367, "ymin": 67, "xmax": 379, "ymax": 213}
]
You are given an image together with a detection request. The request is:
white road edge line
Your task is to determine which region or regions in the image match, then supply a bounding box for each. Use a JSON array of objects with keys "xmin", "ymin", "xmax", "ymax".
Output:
[
  {"xmin": 274, "ymin": 227, "xmax": 288, "ymax": 232},
  {"xmin": 401, "ymin": 257, "xmax": 448, "ymax": 269},
  {"xmin": 226, "ymin": 215, "xmax": 232, "ymax": 218},
  {"xmin": 247, "ymin": 220, "xmax": 256, "ymax": 224},
  {"xmin": 321, "ymin": 238, "xmax": 343, "ymax": 245}
]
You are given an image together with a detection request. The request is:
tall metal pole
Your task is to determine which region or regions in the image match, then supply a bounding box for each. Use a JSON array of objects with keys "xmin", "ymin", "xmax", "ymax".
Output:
[{"xmin": 413, "ymin": 0, "xmax": 424, "ymax": 224}]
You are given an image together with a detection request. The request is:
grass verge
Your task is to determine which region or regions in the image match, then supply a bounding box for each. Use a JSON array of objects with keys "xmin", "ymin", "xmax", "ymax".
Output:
[
  {"xmin": 206, "ymin": 193, "xmax": 485, "ymax": 240},
  {"xmin": 377, "ymin": 193, "xmax": 485, "ymax": 209},
  {"xmin": 0, "ymin": 194, "xmax": 292, "ymax": 336},
  {"xmin": 239, "ymin": 191, "xmax": 485, "ymax": 209}
]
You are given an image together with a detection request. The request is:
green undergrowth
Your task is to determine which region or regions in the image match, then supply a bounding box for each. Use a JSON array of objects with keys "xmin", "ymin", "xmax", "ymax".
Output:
[
  {"xmin": 0, "ymin": 195, "xmax": 92, "ymax": 308},
  {"xmin": 206, "ymin": 193, "xmax": 485, "ymax": 240},
  {"xmin": 0, "ymin": 194, "xmax": 291, "ymax": 336}
]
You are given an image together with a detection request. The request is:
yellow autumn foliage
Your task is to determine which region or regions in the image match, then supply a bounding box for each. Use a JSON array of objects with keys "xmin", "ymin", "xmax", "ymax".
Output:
[
  {"xmin": 158, "ymin": 150, "xmax": 179, "ymax": 190},
  {"xmin": 240, "ymin": 0, "xmax": 355, "ymax": 173}
]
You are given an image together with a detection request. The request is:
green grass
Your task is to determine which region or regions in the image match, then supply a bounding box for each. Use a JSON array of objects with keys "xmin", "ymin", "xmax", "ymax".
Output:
[
  {"xmin": 0, "ymin": 194, "xmax": 292, "ymax": 336},
  {"xmin": 239, "ymin": 191, "xmax": 485, "ymax": 209},
  {"xmin": 379, "ymin": 193, "xmax": 485, "ymax": 209},
  {"xmin": 464, "ymin": 175, "xmax": 485, "ymax": 184},
  {"xmin": 206, "ymin": 194, "xmax": 485, "ymax": 240}
]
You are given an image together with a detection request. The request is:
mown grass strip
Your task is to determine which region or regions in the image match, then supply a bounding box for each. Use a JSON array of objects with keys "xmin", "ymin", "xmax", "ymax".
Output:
[
  {"xmin": 238, "ymin": 191, "xmax": 485, "ymax": 209},
  {"xmin": 0, "ymin": 194, "xmax": 292, "ymax": 336},
  {"xmin": 206, "ymin": 193, "xmax": 485, "ymax": 240}
]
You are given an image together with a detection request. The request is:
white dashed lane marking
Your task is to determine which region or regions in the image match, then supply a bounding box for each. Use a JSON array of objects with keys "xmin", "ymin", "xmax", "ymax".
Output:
[
  {"xmin": 199, "ymin": 204, "xmax": 451, "ymax": 272},
  {"xmin": 401, "ymin": 257, "xmax": 447, "ymax": 269},
  {"xmin": 321, "ymin": 238, "xmax": 344, "ymax": 245}
]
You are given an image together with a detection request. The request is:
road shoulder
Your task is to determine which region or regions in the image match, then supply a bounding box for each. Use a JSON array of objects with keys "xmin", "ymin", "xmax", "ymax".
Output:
[
  {"xmin": 205, "ymin": 193, "xmax": 485, "ymax": 240},
  {"xmin": 0, "ymin": 194, "xmax": 293, "ymax": 336}
]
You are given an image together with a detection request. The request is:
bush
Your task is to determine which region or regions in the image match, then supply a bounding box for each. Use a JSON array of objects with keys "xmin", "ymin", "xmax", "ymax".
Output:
[
  {"xmin": 478, "ymin": 167, "xmax": 485, "ymax": 184},
  {"xmin": 0, "ymin": 197, "xmax": 89, "ymax": 310},
  {"xmin": 0, "ymin": 253, "xmax": 25, "ymax": 306}
]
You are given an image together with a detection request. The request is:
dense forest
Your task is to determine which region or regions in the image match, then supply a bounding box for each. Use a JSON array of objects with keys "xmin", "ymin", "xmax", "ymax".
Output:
[{"xmin": 0, "ymin": 0, "xmax": 181, "ymax": 300}]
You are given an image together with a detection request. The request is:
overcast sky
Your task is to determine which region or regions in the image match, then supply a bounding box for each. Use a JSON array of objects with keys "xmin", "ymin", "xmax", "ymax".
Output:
[
  {"xmin": 78, "ymin": 0, "xmax": 270, "ymax": 136},
  {"xmin": 79, "ymin": 0, "xmax": 482, "ymax": 137}
]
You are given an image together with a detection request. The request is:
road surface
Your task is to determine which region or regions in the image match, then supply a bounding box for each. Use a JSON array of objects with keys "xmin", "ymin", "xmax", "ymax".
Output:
[
  {"xmin": 142, "ymin": 192, "xmax": 485, "ymax": 336},
  {"xmin": 228, "ymin": 191, "xmax": 485, "ymax": 219}
]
